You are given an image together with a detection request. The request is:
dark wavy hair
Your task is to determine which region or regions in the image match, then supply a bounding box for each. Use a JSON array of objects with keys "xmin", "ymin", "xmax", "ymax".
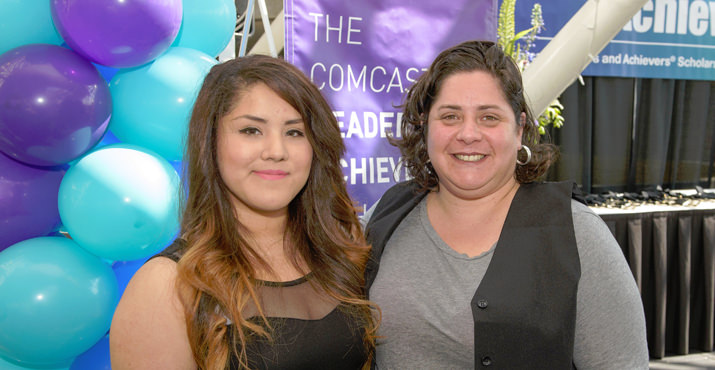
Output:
[
  {"xmin": 177, "ymin": 55, "xmax": 377, "ymax": 369},
  {"xmin": 390, "ymin": 40, "xmax": 558, "ymax": 191}
]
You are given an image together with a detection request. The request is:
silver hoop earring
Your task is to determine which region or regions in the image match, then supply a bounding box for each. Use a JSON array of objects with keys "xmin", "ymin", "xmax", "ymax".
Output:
[{"xmin": 516, "ymin": 145, "xmax": 532, "ymax": 165}]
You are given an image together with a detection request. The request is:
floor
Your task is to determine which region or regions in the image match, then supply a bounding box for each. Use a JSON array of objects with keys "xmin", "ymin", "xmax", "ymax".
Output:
[{"xmin": 650, "ymin": 352, "xmax": 715, "ymax": 369}]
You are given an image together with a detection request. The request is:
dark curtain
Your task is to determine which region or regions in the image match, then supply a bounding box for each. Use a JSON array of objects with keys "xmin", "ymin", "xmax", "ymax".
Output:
[
  {"xmin": 601, "ymin": 209, "xmax": 715, "ymax": 359},
  {"xmin": 547, "ymin": 77, "xmax": 715, "ymax": 195},
  {"xmin": 546, "ymin": 76, "xmax": 715, "ymax": 359}
]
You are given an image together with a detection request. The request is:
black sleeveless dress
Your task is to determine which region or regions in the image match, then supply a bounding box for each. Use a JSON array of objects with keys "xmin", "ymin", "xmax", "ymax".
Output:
[{"xmin": 154, "ymin": 240, "xmax": 367, "ymax": 369}]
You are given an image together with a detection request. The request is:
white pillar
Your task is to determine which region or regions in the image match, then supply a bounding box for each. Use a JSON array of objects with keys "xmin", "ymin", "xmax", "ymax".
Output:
[
  {"xmin": 218, "ymin": 31, "xmax": 236, "ymax": 61},
  {"xmin": 522, "ymin": 0, "xmax": 650, "ymax": 116}
]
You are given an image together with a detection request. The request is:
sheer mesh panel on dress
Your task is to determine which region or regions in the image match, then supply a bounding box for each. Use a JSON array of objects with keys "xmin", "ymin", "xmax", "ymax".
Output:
[{"xmin": 241, "ymin": 274, "xmax": 339, "ymax": 321}]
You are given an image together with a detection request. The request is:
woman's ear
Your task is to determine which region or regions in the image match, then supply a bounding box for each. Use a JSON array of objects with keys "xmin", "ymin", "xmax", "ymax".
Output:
[{"xmin": 519, "ymin": 112, "xmax": 527, "ymax": 127}]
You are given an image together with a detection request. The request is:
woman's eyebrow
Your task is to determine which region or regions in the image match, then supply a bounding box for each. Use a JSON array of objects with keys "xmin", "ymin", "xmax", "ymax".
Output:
[
  {"xmin": 231, "ymin": 116, "xmax": 303, "ymax": 125},
  {"xmin": 233, "ymin": 114, "xmax": 266, "ymax": 123},
  {"xmin": 435, "ymin": 104, "xmax": 463, "ymax": 110},
  {"xmin": 475, "ymin": 104, "xmax": 505, "ymax": 111},
  {"xmin": 284, "ymin": 118, "xmax": 303, "ymax": 125}
]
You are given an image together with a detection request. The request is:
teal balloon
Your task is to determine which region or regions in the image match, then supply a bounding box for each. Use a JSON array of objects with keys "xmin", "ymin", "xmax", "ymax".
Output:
[
  {"xmin": 108, "ymin": 47, "xmax": 217, "ymax": 161},
  {"xmin": 0, "ymin": 0, "xmax": 63, "ymax": 55},
  {"xmin": 0, "ymin": 355, "xmax": 70, "ymax": 370},
  {"xmin": 58, "ymin": 144, "xmax": 180, "ymax": 261},
  {"xmin": 0, "ymin": 237, "xmax": 117, "ymax": 368},
  {"xmin": 172, "ymin": 0, "xmax": 237, "ymax": 58}
]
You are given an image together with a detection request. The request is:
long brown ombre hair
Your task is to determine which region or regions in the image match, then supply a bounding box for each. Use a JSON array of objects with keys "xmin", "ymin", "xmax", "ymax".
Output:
[{"xmin": 177, "ymin": 55, "xmax": 376, "ymax": 369}]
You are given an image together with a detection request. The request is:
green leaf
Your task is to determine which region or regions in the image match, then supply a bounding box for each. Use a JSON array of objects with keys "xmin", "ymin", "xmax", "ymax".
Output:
[
  {"xmin": 497, "ymin": 0, "xmax": 516, "ymax": 51},
  {"xmin": 513, "ymin": 26, "xmax": 537, "ymax": 42}
]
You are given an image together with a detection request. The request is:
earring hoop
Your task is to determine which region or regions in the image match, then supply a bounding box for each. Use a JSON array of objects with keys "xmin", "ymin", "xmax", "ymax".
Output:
[{"xmin": 516, "ymin": 145, "xmax": 532, "ymax": 165}]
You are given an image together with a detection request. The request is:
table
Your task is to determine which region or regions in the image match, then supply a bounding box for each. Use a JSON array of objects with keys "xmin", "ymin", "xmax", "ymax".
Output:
[{"xmin": 593, "ymin": 199, "xmax": 715, "ymax": 359}]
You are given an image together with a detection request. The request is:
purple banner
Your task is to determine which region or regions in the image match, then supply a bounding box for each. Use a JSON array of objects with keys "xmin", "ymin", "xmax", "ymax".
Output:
[{"xmin": 285, "ymin": 0, "xmax": 497, "ymax": 213}]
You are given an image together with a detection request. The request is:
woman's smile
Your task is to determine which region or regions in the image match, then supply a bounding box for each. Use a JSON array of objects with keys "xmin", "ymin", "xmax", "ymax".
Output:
[{"xmin": 254, "ymin": 169, "xmax": 289, "ymax": 180}]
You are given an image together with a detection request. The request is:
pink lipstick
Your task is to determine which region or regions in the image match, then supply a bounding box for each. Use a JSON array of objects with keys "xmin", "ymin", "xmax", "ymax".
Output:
[{"xmin": 254, "ymin": 170, "xmax": 288, "ymax": 180}]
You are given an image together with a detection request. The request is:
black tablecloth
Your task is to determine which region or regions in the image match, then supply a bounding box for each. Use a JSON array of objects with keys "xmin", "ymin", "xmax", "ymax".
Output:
[{"xmin": 598, "ymin": 207, "xmax": 715, "ymax": 359}]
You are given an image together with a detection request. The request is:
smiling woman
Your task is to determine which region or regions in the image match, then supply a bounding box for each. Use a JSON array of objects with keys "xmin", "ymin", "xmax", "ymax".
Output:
[
  {"xmin": 109, "ymin": 55, "xmax": 378, "ymax": 370},
  {"xmin": 365, "ymin": 40, "xmax": 649, "ymax": 369},
  {"xmin": 216, "ymin": 82, "xmax": 313, "ymax": 219},
  {"xmin": 424, "ymin": 70, "xmax": 525, "ymax": 206}
]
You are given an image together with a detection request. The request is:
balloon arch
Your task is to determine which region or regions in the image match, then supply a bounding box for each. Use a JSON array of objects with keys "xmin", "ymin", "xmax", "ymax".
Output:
[{"xmin": 0, "ymin": 0, "xmax": 236, "ymax": 368}]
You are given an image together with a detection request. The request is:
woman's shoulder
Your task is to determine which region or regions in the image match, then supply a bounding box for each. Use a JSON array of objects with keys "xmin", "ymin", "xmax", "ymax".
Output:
[
  {"xmin": 570, "ymin": 199, "xmax": 609, "ymax": 231},
  {"xmin": 112, "ymin": 256, "xmax": 182, "ymax": 332},
  {"xmin": 135, "ymin": 255, "xmax": 180, "ymax": 283},
  {"xmin": 150, "ymin": 238, "xmax": 187, "ymax": 263},
  {"xmin": 113, "ymin": 257, "xmax": 182, "ymax": 317},
  {"xmin": 110, "ymin": 251, "xmax": 196, "ymax": 368},
  {"xmin": 377, "ymin": 181, "xmax": 423, "ymax": 203},
  {"xmin": 370, "ymin": 181, "xmax": 426, "ymax": 217},
  {"xmin": 569, "ymin": 199, "xmax": 628, "ymax": 266}
]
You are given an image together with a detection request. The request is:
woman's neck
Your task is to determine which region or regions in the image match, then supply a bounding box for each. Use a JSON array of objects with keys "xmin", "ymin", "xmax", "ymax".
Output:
[
  {"xmin": 237, "ymin": 211, "xmax": 308, "ymax": 282},
  {"xmin": 430, "ymin": 180, "xmax": 520, "ymax": 220},
  {"xmin": 426, "ymin": 181, "xmax": 520, "ymax": 257}
]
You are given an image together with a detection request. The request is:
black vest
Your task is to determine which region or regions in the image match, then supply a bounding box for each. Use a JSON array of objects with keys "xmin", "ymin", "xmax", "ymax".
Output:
[{"xmin": 366, "ymin": 181, "xmax": 582, "ymax": 369}]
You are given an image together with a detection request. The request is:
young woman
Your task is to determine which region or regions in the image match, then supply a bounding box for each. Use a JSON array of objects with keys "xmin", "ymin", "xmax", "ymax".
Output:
[
  {"xmin": 365, "ymin": 40, "xmax": 649, "ymax": 369},
  {"xmin": 110, "ymin": 55, "xmax": 377, "ymax": 369}
]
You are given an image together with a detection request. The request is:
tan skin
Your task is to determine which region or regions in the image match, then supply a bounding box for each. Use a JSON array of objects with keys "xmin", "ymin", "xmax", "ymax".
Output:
[
  {"xmin": 424, "ymin": 71, "xmax": 525, "ymax": 257},
  {"xmin": 110, "ymin": 83, "xmax": 314, "ymax": 368},
  {"xmin": 215, "ymin": 83, "xmax": 313, "ymax": 281}
]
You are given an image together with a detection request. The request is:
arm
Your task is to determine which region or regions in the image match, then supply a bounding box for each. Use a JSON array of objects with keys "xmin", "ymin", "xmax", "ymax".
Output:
[
  {"xmin": 110, "ymin": 257, "xmax": 197, "ymax": 369},
  {"xmin": 571, "ymin": 201, "xmax": 649, "ymax": 369}
]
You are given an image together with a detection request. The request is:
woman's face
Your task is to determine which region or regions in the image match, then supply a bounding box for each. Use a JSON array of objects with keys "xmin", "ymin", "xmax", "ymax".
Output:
[
  {"xmin": 426, "ymin": 70, "xmax": 524, "ymax": 200},
  {"xmin": 216, "ymin": 82, "xmax": 313, "ymax": 218}
]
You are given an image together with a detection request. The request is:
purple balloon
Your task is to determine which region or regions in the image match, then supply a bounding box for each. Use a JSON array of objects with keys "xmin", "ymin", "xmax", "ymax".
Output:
[
  {"xmin": 51, "ymin": 0, "xmax": 183, "ymax": 68},
  {"xmin": 0, "ymin": 152, "xmax": 65, "ymax": 252},
  {"xmin": 0, "ymin": 44, "xmax": 111, "ymax": 167}
]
